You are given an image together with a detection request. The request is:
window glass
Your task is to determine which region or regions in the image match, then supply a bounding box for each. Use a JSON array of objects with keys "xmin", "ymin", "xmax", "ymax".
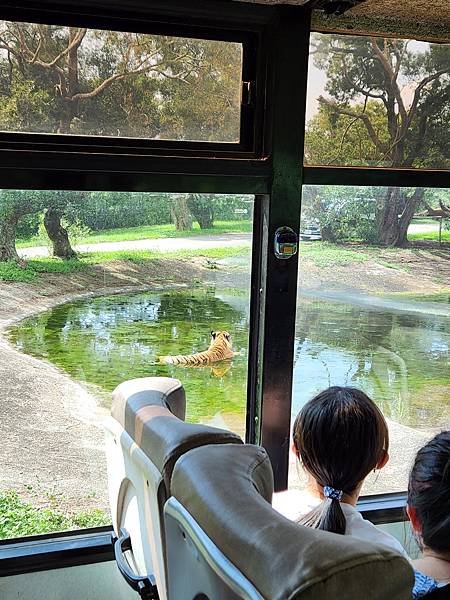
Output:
[
  {"xmin": 290, "ymin": 185, "xmax": 449, "ymax": 495},
  {"xmin": 305, "ymin": 33, "xmax": 450, "ymax": 169},
  {"xmin": 0, "ymin": 21, "xmax": 242, "ymax": 142},
  {"xmin": 0, "ymin": 191, "xmax": 253, "ymax": 538}
]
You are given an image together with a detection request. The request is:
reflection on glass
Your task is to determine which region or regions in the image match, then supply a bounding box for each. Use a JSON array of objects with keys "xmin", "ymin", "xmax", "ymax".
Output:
[
  {"xmin": 0, "ymin": 191, "xmax": 253, "ymax": 538},
  {"xmin": 0, "ymin": 21, "xmax": 242, "ymax": 142},
  {"xmin": 292, "ymin": 185, "xmax": 449, "ymax": 494},
  {"xmin": 305, "ymin": 33, "xmax": 450, "ymax": 170}
]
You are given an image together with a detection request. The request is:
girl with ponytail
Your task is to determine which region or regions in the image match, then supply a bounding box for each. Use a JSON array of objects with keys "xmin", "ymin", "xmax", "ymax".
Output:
[
  {"xmin": 407, "ymin": 431, "xmax": 450, "ymax": 599},
  {"xmin": 273, "ymin": 386, "xmax": 408, "ymax": 557}
]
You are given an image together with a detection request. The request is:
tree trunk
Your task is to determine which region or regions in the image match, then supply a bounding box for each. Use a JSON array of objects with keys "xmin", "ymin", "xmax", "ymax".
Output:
[
  {"xmin": 57, "ymin": 28, "xmax": 79, "ymax": 134},
  {"xmin": 44, "ymin": 208, "xmax": 77, "ymax": 259},
  {"xmin": 0, "ymin": 211, "xmax": 23, "ymax": 262},
  {"xmin": 397, "ymin": 189, "xmax": 424, "ymax": 247},
  {"xmin": 170, "ymin": 196, "xmax": 192, "ymax": 231},
  {"xmin": 320, "ymin": 225, "xmax": 337, "ymax": 243},
  {"xmin": 377, "ymin": 188, "xmax": 423, "ymax": 247},
  {"xmin": 187, "ymin": 195, "xmax": 214, "ymax": 229}
]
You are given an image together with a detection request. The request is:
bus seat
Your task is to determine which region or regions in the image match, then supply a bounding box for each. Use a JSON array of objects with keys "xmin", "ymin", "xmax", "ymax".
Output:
[
  {"xmin": 105, "ymin": 377, "xmax": 242, "ymax": 600},
  {"xmin": 165, "ymin": 444, "xmax": 414, "ymax": 600}
]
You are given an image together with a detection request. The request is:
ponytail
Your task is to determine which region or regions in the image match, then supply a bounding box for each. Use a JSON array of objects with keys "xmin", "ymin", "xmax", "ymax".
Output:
[{"xmin": 299, "ymin": 497, "xmax": 346, "ymax": 535}]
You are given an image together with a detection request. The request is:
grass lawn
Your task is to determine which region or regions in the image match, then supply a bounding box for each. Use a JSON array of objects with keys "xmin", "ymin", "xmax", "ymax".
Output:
[
  {"xmin": 385, "ymin": 291, "xmax": 450, "ymax": 303},
  {"xmin": 408, "ymin": 229, "xmax": 450, "ymax": 243},
  {"xmin": 17, "ymin": 220, "xmax": 252, "ymax": 248},
  {"xmin": 299, "ymin": 242, "xmax": 371, "ymax": 267},
  {"xmin": 0, "ymin": 246, "xmax": 250, "ymax": 282},
  {"xmin": 0, "ymin": 490, "xmax": 109, "ymax": 539}
]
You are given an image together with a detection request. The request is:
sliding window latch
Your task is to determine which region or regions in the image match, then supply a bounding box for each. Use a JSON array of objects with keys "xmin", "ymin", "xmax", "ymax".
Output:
[{"xmin": 242, "ymin": 81, "xmax": 255, "ymax": 106}]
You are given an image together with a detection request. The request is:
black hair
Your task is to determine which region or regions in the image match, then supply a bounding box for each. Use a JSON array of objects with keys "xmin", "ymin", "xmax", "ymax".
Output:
[
  {"xmin": 408, "ymin": 430, "xmax": 450, "ymax": 553},
  {"xmin": 293, "ymin": 386, "xmax": 389, "ymax": 535}
]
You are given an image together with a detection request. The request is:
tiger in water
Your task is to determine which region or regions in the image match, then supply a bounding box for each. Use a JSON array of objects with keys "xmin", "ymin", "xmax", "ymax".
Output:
[{"xmin": 159, "ymin": 331, "xmax": 236, "ymax": 366}]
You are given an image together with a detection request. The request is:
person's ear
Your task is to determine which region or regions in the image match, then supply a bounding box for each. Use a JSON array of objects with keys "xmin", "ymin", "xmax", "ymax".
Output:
[
  {"xmin": 406, "ymin": 504, "xmax": 422, "ymax": 535},
  {"xmin": 376, "ymin": 450, "xmax": 389, "ymax": 470},
  {"xmin": 291, "ymin": 440, "xmax": 301, "ymax": 458}
]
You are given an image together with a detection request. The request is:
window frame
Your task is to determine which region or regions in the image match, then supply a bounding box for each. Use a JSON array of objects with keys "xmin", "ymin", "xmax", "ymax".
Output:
[
  {"xmin": 0, "ymin": 491, "xmax": 409, "ymax": 576},
  {"xmin": 0, "ymin": 0, "xmax": 270, "ymax": 157}
]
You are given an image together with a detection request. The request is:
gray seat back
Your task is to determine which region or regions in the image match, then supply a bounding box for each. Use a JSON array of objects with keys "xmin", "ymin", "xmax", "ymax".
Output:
[
  {"xmin": 165, "ymin": 444, "xmax": 414, "ymax": 600},
  {"xmin": 105, "ymin": 377, "xmax": 242, "ymax": 600}
]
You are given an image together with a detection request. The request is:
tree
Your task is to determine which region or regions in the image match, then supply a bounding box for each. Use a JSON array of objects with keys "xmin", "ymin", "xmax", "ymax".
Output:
[
  {"xmin": 0, "ymin": 191, "xmax": 44, "ymax": 262},
  {"xmin": 170, "ymin": 195, "xmax": 192, "ymax": 231},
  {"xmin": 308, "ymin": 35, "xmax": 450, "ymax": 246},
  {"xmin": 42, "ymin": 191, "xmax": 88, "ymax": 258},
  {"xmin": 187, "ymin": 194, "xmax": 214, "ymax": 229}
]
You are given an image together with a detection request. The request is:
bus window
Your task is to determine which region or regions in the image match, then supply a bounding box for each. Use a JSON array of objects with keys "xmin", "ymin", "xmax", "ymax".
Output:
[
  {"xmin": 304, "ymin": 33, "xmax": 450, "ymax": 171},
  {"xmin": 0, "ymin": 20, "xmax": 243, "ymax": 143},
  {"xmin": 291, "ymin": 184, "xmax": 449, "ymax": 495},
  {"xmin": 0, "ymin": 191, "xmax": 254, "ymax": 539}
]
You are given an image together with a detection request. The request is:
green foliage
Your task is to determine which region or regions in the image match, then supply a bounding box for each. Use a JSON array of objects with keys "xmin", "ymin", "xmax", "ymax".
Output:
[
  {"xmin": 0, "ymin": 79, "xmax": 53, "ymax": 132},
  {"xmin": 16, "ymin": 213, "xmax": 40, "ymax": 239},
  {"xmin": 305, "ymin": 102, "xmax": 389, "ymax": 167},
  {"xmin": 0, "ymin": 189, "xmax": 45, "ymax": 219},
  {"xmin": 0, "ymin": 490, "xmax": 109, "ymax": 539},
  {"xmin": 302, "ymin": 186, "xmax": 381, "ymax": 243},
  {"xmin": 0, "ymin": 258, "xmax": 86, "ymax": 282},
  {"xmin": 0, "ymin": 22, "xmax": 245, "ymax": 257},
  {"xmin": 67, "ymin": 193, "xmax": 173, "ymax": 231},
  {"xmin": 0, "ymin": 261, "xmax": 38, "ymax": 282},
  {"xmin": 71, "ymin": 509, "xmax": 111, "ymax": 529}
]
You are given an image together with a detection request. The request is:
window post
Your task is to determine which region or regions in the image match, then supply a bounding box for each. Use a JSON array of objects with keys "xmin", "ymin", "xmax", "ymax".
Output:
[{"xmin": 258, "ymin": 6, "xmax": 311, "ymax": 490}]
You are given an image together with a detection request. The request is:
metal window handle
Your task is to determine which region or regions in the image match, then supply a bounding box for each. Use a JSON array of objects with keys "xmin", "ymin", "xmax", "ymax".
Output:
[
  {"xmin": 242, "ymin": 81, "xmax": 255, "ymax": 106},
  {"xmin": 114, "ymin": 528, "xmax": 159, "ymax": 600}
]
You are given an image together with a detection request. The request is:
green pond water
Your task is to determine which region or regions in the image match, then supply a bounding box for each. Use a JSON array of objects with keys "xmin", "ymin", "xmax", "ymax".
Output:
[{"xmin": 9, "ymin": 288, "xmax": 450, "ymax": 431}]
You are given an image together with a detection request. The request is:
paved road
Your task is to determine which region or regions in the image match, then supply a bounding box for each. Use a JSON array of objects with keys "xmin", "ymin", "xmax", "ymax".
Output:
[
  {"xmin": 19, "ymin": 233, "xmax": 253, "ymax": 258},
  {"xmin": 408, "ymin": 223, "xmax": 439, "ymax": 234}
]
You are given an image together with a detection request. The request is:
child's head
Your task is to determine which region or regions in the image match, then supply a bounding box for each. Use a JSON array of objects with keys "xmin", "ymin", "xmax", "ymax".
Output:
[
  {"xmin": 407, "ymin": 431, "xmax": 450, "ymax": 555},
  {"xmin": 293, "ymin": 386, "xmax": 389, "ymax": 535}
]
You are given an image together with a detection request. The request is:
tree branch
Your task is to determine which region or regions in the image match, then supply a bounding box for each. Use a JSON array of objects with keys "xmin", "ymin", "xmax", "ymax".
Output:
[
  {"xmin": 21, "ymin": 27, "xmax": 88, "ymax": 68},
  {"xmin": 341, "ymin": 60, "xmax": 385, "ymax": 100},
  {"xmin": 406, "ymin": 68, "xmax": 450, "ymax": 130},
  {"xmin": 318, "ymin": 95, "xmax": 387, "ymax": 154},
  {"xmin": 370, "ymin": 38, "xmax": 408, "ymax": 132}
]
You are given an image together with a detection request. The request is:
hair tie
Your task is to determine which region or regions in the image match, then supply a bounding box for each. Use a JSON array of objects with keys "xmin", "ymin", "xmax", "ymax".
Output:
[{"xmin": 323, "ymin": 486, "xmax": 343, "ymax": 501}]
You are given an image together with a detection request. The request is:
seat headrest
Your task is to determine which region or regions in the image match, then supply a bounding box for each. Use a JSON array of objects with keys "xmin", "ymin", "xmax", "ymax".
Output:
[
  {"xmin": 111, "ymin": 377, "xmax": 242, "ymax": 488},
  {"xmin": 170, "ymin": 444, "xmax": 414, "ymax": 600},
  {"xmin": 112, "ymin": 377, "xmax": 186, "ymax": 431}
]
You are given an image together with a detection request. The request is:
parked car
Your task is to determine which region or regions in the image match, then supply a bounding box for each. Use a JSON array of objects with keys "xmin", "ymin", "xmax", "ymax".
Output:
[{"xmin": 300, "ymin": 224, "xmax": 322, "ymax": 241}]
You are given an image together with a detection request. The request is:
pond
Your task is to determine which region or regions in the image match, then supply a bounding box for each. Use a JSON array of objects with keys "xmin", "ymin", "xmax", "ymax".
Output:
[{"xmin": 9, "ymin": 288, "xmax": 450, "ymax": 432}]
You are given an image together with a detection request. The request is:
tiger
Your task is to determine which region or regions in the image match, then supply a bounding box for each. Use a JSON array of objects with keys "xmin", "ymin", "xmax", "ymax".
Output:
[{"xmin": 158, "ymin": 331, "xmax": 236, "ymax": 366}]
